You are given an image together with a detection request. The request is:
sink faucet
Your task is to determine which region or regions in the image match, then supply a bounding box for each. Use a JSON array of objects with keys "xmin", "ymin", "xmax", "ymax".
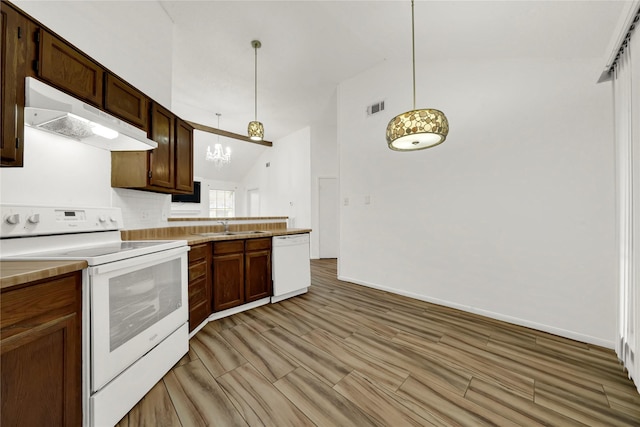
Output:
[{"xmin": 219, "ymin": 220, "xmax": 229, "ymax": 233}]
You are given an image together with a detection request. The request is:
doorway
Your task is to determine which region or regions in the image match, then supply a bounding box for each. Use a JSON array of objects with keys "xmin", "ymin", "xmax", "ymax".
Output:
[
  {"xmin": 318, "ymin": 177, "xmax": 338, "ymax": 258},
  {"xmin": 247, "ymin": 188, "xmax": 260, "ymax": 217}
]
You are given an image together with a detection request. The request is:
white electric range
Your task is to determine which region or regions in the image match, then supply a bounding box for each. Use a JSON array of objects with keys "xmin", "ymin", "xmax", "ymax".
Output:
[{"xmin": 0, "ymin": 204, "xmax": 189, "ymax": 427}]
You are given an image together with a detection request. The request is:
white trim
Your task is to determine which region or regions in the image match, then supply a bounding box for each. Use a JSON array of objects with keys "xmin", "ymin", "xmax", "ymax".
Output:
[
  {"xmin": 188, "ymin": 318, "xmax": 209, "ymax": 338},
  {"xmin": 270, "ymin": 287, "xmax": 308, "ymax": 303},
  {"xmin": 207, "ymin": 297, "xmax": 270, "ymax": 321},
  {"xmin": 188, "ymin": 298, "xmax": 271, "ymax": 339},
  {"xmin": 338, "ymin": 275, "xmax": 616, "ymax": 349},
  {"xmin": 598, "ymin": 0, "xmax": 640, "ymax": 83}
]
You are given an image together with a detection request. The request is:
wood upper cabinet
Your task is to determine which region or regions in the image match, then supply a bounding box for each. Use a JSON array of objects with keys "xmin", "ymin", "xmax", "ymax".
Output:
[
  {"xmin": 149, "ymin": 102, "xmax": 175, "ymax": 189},
  {"xmin": 212, "ymin": 240, "xmax": 245, "ymax": 312},
  {"xmin": 104, "ymin": 73, "xmax": 148, "ymax": 130},
  {"xmin": 245, "ymin": 238, "xmax": 272, "ymax": 302},
  {"xmin": 1, "ymin": 271, "xmax": 82, "ymax": 427},
  {"xmin": 175, "ymin": 118, "xmax": 194, "ymax": 193},
  {"xmin": 1, "ymin": 2, "xmax": 193, "ymax": 181},
  {"xmin": 111, "ymin": 104, "xmax": 194, "ymax": 194},
  {"xmin": 188, "ymin": 243, "xmax": 211, "ymax": 331},
  {"xmin": 1, "ymin": 2, "xmax": 28, "ymax": 167},
  {"xmin": 37, "ymin": 28, "xmax": 103, "ymax": 106}
]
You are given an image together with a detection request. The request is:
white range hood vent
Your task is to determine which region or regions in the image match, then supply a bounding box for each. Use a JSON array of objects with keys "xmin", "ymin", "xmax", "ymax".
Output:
[{"xmin": 24, "ymin": 77, "xmax": 157, "ymax": 151}]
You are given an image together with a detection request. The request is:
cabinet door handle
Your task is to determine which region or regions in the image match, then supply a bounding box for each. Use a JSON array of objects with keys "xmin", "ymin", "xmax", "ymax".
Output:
[{"xmin": 14, "ymin": 104, "xmax": 19, "ymax": 148}]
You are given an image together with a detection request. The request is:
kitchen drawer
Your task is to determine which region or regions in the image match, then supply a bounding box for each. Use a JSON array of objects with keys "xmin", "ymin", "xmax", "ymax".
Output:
[
  {"xmin": 188, "ymin": 276, "xmax": 207, "ymax": 305},
  {"xmin": 246, "ymin": 237, "xmax": 271, "ymax": 252},
  {"xmin": 189, "ymin": 243, "xmax": 209, "ymax": 262},
  {"xmin": 188, "ymin": 259, "xmax": 208, "ymax": 282},
  {"xmin": 213, "ymin": 240, "xmax": 244, "ymax": 255},
  {"xmin": 1, "ymin": 274, "xmax": 78, "ymax": 340}
]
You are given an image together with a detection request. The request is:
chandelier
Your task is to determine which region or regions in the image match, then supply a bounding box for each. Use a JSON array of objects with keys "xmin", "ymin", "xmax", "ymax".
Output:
[
  {"xmin": 386, "ymin": 0, "xmax": 449, "ymax": 151},
  {"xmin": 206, "ymin": 113, "xmax": 231, "ymax": 168}
]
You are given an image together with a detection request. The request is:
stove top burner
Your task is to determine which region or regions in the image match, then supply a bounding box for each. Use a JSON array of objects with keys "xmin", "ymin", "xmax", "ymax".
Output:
[
  {"xmin": 47, "ymin": 241, "xmax": 172, "ymax": 258},
  {"xmin": 2, "ymin": 239, "xmax": 187, "ymax": 266}
]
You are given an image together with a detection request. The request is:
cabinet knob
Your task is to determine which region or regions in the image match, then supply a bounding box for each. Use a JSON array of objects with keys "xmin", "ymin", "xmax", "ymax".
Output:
[
  {"xmin": 27, "ymin": 214, "xmax": 40, "ymax": 224},
  {"xmin": 5, "ymin": 214, "xmax": 20, "ymax": 225}
]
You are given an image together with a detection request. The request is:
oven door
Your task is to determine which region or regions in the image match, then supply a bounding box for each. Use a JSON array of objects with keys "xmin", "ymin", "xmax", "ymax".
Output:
[{"xmin": 89, "ymin": 246, "xmax": 188, "ymax": 392}]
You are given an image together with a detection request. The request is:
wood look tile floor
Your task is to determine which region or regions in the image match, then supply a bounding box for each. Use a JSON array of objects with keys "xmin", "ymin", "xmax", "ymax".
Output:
[{"xmin": 116, "ymin": 259, "xmax": 640, "ymax": 426}]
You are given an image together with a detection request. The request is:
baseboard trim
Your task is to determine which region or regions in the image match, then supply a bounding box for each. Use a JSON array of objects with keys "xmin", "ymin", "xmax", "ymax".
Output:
[
  {"xmin": 338, "ymin": 274, "xmax": 615, "ymax": 349},
  {"xmin": 188, "ymin": 297, "xmax": 271, "ymax": 339}
]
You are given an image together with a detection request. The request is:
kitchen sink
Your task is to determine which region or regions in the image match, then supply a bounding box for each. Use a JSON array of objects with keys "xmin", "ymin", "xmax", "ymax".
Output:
[{"xmin": 198, "ymin": 231, "xmax": 268, "ymax": 237}]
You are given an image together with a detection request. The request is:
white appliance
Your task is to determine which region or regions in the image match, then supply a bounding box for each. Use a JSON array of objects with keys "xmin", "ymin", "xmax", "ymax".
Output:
[
  {"xmin": 0, "ymin": 204, "xmax": 189, "ymax": 427},
  {"xmin": 24, "ymin": 77, "xmax": 157, "ymax": 151},
  {"xmin": 271, "ymin": 233, "xmax": 311, "ymax": 303}
]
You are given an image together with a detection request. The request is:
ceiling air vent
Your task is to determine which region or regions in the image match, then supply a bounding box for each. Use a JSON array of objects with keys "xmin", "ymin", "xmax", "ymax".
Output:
[{"xmin": 366, "ymin": 100, "xmax": 385, "ymax": 116}]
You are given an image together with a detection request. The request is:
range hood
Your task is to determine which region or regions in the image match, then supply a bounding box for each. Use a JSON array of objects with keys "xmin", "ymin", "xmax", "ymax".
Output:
[{"xmin": 24, "ymin": 77, "xmax": 157, "ymax": 151}]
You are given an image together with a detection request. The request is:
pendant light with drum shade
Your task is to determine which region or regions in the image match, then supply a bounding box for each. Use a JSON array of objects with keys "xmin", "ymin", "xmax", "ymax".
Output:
[
  {"xmin": 248, "ymin": 40, "xmax": 264, "ymax": 141},
  {"xmin": 386, "ymin": 0, "xmax": 449, "ymax": 151}
]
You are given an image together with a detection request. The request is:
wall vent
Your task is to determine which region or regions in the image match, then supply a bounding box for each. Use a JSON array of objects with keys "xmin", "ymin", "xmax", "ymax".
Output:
[{"xmin": 366, "ymin": 100, "xmax": 385, "ymax": 116}]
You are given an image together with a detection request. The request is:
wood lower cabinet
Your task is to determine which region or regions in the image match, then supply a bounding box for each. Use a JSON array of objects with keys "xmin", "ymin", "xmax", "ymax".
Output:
[
  {"xmin": 245, "ymin": 238, "xmax": 272, "ymax": 302},
  {"xmin": 188, "ymin": 243, "xmax": 211, "ymax": 331},
  {"xmin": 212, "ymin": 240, "xmax": 245, "ymax": 312},
  {"xmin": 1, "ymin": 2, "xmax": 28, "ymax": 167},
  {"xmin": 1, "ymin": 271, "xmax": 82, "ymax": 427},
  {"xmin": 212, "ymin": 238, "xmax": 272, "ymax": 312}
]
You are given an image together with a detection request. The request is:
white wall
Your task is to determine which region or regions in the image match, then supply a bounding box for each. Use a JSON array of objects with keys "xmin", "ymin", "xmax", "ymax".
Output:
[
  {"xmin": 14, "ymin": 0, "xmax": 173, "ymax": 107},
  {"xmin": 338, "ymin": 58, "xmax": 616, "ymax": 347},
  {"xmin": 243, "ymin": 127, "xmax": 311, "ymax": 228},
  {"xmin": 1, "ymin": 1, "xmax": 174, "ymax": 229},
  {"xmin": 0, "ymin": 127, "xmax": 112, "ymax": 206},
  {"xmin": 310, "ymin": 90, "xmax": 339, "ymax": 258}
]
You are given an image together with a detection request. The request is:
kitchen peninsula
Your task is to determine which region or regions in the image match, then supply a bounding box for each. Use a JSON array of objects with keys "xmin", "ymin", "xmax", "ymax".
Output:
[{"xmin": 121, "ymin": 218, "xmax": 311, "ymax": 335}]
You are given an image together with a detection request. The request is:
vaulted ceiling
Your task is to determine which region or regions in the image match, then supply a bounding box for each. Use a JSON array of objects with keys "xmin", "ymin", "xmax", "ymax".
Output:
[{"xmin": 161, "ymin": 0, "xmax": 628, "ymax": 143}]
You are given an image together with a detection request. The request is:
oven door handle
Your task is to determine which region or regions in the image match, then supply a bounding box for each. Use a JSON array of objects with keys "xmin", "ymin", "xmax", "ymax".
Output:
[{"xmin": 89, "ymin": 246, "xmax": 189, "ymax": 275}]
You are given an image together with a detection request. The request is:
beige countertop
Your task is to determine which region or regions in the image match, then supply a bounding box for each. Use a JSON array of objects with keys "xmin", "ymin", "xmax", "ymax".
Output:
[
  {"xmin": 0, "ymin": 228, "xmax": 310, "ymax": 291},
  {"xmin": 130, "ymin": 228, "xmax": 312, "ymax": 246},
  {"xmin": 0, "ymin": 260, "xmax": 88, "ymax": 290},
  {"xmin": 168, "ymin": 216, "xmax": 288, "ymax": 222}
]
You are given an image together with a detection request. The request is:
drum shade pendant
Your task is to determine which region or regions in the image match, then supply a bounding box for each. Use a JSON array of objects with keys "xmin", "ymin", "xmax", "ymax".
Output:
[
  {"xmin": 386, "ymin": 0, "xmax": 448, "ymax": 151},
  {"xmin": 248, "ymin": 40, "xmax": 264, "ymax": 141}
]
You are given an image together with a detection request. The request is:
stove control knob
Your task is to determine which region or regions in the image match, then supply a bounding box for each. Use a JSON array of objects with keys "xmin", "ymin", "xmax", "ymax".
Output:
[
  {"xmin": 98, "ymin": 215, "xmax": 107, "ymax": 223},
  {"xmin": 109, "ymin": 216, "xmax": 118, "ymax": 223},
  {"xmin": 27, "ymin": 214, "xmax": 40, "ymax": 224},
  {"xmin": 5, "ymin": 214, "xmax": 20, "ymax": 225}
]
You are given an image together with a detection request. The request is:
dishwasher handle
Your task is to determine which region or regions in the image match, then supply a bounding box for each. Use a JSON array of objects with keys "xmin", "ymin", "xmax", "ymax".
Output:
[{"xmin": 273, "ymin": 234, "xmax": 310, "ymax": 247}]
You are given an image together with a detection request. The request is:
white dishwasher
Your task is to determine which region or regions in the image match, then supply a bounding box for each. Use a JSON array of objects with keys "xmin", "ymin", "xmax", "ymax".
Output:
[{"xmin": 271, "ymin": 233, "xmax": 311, "ymax": 303}]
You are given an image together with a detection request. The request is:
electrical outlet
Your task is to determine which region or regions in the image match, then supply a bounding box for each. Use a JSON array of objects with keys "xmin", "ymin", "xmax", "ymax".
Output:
[
  {"xmin": 364, "ymin": 195, "xmax": 371, "ymax": 205},
  {"xmin": 141, "ymin": 210, "xmax": 150, "ymax": 220},
  {"xmin": 343, "ymin": 197, "xmax": 349, "ymax": 206}
]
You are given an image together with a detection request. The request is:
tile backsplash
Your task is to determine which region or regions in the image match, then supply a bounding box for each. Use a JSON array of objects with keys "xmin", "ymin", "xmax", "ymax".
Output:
[{"xmin": 112, "ymin": 188, "xmax": 171, "ymax": 229}]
